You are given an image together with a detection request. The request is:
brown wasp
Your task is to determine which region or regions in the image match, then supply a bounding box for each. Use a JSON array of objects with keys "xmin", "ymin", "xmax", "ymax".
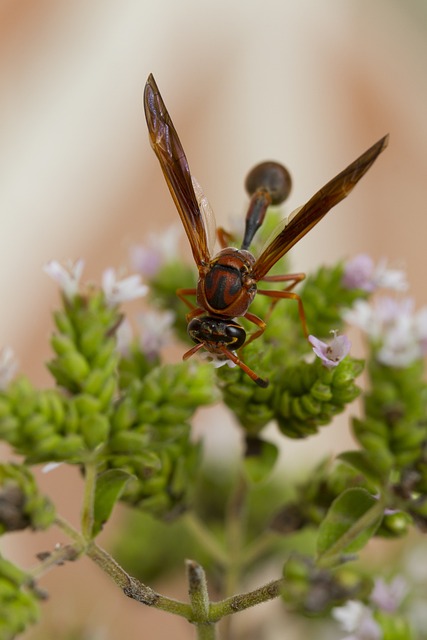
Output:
[{"xmin": 144, "ymin": 73, "xmax": 388, "ymax": 387}]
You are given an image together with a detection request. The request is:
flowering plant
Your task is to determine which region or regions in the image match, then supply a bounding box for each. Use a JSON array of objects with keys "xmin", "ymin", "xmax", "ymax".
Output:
[{"xmin": 0, "ymin": 230, "xmax": 426, "ymax": 639}]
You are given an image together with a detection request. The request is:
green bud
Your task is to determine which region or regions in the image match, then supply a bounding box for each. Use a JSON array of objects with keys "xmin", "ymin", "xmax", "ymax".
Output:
[
  {"xmin": 38, "ymin": 391, "xmax": 65, "ymax": 426},
  {"xmin": 79, "ymin": 324, "xmax": 106, "ymax": 358},
  {"xmin": 111, "ymin": 399, "xmax": 137, "ymax": 432},
  {"xmin": 73, "ymin": 394, "xmax": 101, "ymax": 416},
  {"xmin": 97, "ymin": 377, "xmax": 117, "ymax": 410},
  {"xmin": 381, "ymin": 511, "xmax": 412, "ymax": 537},
  {"xmin": 158, "ymin": 406, "xmax": 193, "ymax": 424},
  {"xmin": 80, "ymin": 414, "xmax": 110, "ymax": 450},
  {"xmin": 310, "ymin": 381, "xmax": 333, "ymax": 402},
  {"xmin": 109, "ymin": 431, "xmax": 151, "ymax": 455},
  {"xmin": 59, "ymin": 352, "xmax": 90, "ymax": 383},
  {"xmin": 50, "ymin": 333, "xmax": 76, "ymax": 356},
  {"xmin": 53, "ymin": 309, "xmax": 76, "ymax": 338},
  {"xmin": 54, "ymin": 434, "xmax": 85, "ymax": 459},
  {"xmin": 300, "ymin": 394, "xmax": 321, "ymax": 416},
  {"xmin": 22, "ymin": 416, "xmax": 54, "ymax": 440},
  {"xmin": 137, "ymin": 402, "xmax": 159, "ymax": 424},
  {"xmin": 31, "ymin": 434, "xmax": 64, "ymax": 458},
  {"xmin": 83, "ymin": 370, "xmax": 110, "ymax": 396},
  {"xmin": 92, "ymin": 341, "xmax": 118, "ymax": 370}
]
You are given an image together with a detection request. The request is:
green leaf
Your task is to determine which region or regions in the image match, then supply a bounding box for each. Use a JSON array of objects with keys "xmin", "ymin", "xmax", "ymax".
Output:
[
  {"xmin": 93, "ymin": 469, "xmax": 133, "ymax": 537},
  {"xmin": 317, "ymin": 488, "xmax": 383, "ymax": 566},
  {"xmin": 338, "ymin": 450, "xmax": 392, "ymax": 486},
  {"xmin": 243, "ymin": 438, "xmax": 279, "ymax": 483}
]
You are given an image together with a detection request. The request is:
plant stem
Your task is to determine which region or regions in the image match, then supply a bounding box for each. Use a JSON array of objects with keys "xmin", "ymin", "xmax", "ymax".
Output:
[
  {"xmin": 222, "ymin": 471, "xmax": 248, "ymax": 639},
  {"xmin": 87, "ymin": 542, "xmax": 193, "ymax": 618},
  {"xmin": 210, "ymin": 578, "xmax": 284, "ymax": 620},
  {"xmin": 187, "ymin": 560, "xmax": 216, "ymax": 640},
  {"xmin": 184, "ymin": 512, "xmax": 228, "ymax": 567},
  {"xmin": 81, "ymin": 459, "xmax": 98, "ymax": 540}
]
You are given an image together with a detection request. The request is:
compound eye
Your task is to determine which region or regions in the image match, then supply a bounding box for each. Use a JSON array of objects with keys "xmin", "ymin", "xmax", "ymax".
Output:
[
  {"xmin": 226, "ymin": 323, "xmax": 246, "ymax": 349},
  {"xmin": 188, "ymin": 317, "xmax": 203, "ymax": 343}
]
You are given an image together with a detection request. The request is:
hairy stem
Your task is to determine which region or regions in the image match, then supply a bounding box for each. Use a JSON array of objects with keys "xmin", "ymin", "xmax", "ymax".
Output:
[
  {"xmin": 187, "ymin": 560, "xmax": 216, "ymax": 639},
  {"xmin": 87, "ymin": 542, "xmax": 193, "ymax": 618},
  {"xmin": 210, "ymin": 578, "xmax": 284, "ymax": 620},
  {"xmin": 81, "ymin": 459, "xmax": 98, "ymax": 540}
]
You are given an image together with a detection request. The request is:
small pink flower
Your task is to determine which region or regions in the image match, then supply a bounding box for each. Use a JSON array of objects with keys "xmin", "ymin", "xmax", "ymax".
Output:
[
  {"xmin": 130, "ymin": 225, "xmax": 182, "ymax": 278},
  {"xmin": 43, "ymin": 259, "xmax": 85, "ymax": 300},
  {"xmin": 343, "ymin": 254, "xmax": 376, "ymax": 291},
  {"xmin": 370, "ymin": 576, "xmax": 407, "ymax": 613},
  {"xmin": 101, "ymin": 268, "xmax": 148, "ymax": 306},
  {"xmin": 343, "ymin": 254, "xmax": 407, "ymax": 293},
  {"xmin": 309, "ymin": 331, "xmax": 351, "ymax": 369},
  {"xmin": 138, "ymin": 310, "xmax": 175, "ymax": 360}
]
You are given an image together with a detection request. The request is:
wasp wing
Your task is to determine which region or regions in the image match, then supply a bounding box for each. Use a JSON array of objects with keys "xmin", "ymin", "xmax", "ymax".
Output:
[
  {"xmin": 252, "ymin": 135, "xmax": 389, "ymax": 281},
  {"xmin": 144, "ymin": 74, "xmax": 211, "ymax": 266}
]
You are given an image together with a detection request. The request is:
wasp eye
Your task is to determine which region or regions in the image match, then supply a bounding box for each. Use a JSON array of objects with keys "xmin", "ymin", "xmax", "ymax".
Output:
[
  {"xmin": 245, "ymin": 161, "xmax": 292, "ymax": 205},
  {"xmin": 226, "ymin": 323, "xmax": 246, "ymax": 349}
]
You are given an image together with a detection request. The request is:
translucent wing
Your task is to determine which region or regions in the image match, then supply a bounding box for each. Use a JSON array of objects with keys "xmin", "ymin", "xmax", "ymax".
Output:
[
  {"xmin": 144, "ymin": 74, "xmax": 212, "ymax": 266},
  {"xmin": 191, "ymin": 175, "xmax": 217, "ymax": 256},
  {"xmin": 252, "ymin": 135, "xmax": 389, "ymax": 281}
]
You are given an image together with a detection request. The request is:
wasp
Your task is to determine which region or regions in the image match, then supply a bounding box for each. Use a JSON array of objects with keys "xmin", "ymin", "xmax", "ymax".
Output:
[{"xmin": 143, "ymin": 73, "xmax": 388, "ymax": 387}]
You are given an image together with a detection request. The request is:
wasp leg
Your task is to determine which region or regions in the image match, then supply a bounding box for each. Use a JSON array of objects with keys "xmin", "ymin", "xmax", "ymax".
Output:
[
  {"xmin": 176, "ymin": 288, "xmax": 197, "ymax": 310},
  {"xmin": 220, "ymin": 346, "xmax": 269, "ymax": 388},
  {"xmin": 182, "ymin": 342, "xmax": 205, "ymax": 360},
  {"xmin": 257, "ymin": 288, "xmax": 308, "ymax": 338},
  {"xmin": 241, "ymin": 312, "xmax": 267, "ymax": 346},
  {"xmin": 216, "ymin": 227, "xmax": 236, "ymax": 249}
]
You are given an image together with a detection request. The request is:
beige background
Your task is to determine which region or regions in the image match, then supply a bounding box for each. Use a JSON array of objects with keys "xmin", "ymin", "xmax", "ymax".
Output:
[{"xmin": 1, "ymin": 0, "xmax": 427, "ymax": 638}]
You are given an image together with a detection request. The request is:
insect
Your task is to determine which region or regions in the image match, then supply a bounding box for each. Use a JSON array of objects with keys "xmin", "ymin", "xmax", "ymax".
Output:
[{"xmin": 143, "ymin": 73, "xmax": 388, "ymax": 387}]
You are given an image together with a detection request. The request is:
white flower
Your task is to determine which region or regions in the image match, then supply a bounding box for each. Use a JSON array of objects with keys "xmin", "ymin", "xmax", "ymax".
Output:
[
  {"xmin": 332, "ymin": 600, "xmax": 381, "ymax": 640},
  {"xmin": 101, "ymin": 268, "xmax": 148, "ymax": 306},
  {"xmin": 130, "ymin": 224, "xmax": 182, "ymax": 278},
  {"xmin": 0, "ymin": 347, "xmax": 18, "ymax": 390},
  {"xmin": 199, "ymin": 351, "xmax": 237, "ymax": 369},
  {"xmin": 138, "ymin": 309, "xmax": 175, "ymax": 359},
  {"xmin": 308, "ymin": 331, "xmax": 351, "ymax": 369},
  {"xmin": 342, "ymin": 254, "xmax": 408, "ymax": 293},
  {"xmin": 372, "ymin": 258, "xmax": 408, "ymax": 292},
  {"xmin": 344, "ymin": 295, "xmax": 427, "ymax": 367},
  {"xmin": 43, "ymin": 259, "xmax": 85, "ymax": 300}
]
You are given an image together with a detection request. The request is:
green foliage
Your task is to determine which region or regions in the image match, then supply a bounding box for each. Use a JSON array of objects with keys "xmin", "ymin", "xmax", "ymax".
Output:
[
  {"xmin": 281, "ymin": 554, "xmax": 373, "ymax": 615},
  {"xmin": 0, "ymin": 463, "xmax": 55, "ymax": 533},
  {"xmin": 0, "ymin": 248, "xmax": 425, "ymax": 638},
  {"xmin": 0, "ymin": 555, "xmax": 41, "ymax": 639}
]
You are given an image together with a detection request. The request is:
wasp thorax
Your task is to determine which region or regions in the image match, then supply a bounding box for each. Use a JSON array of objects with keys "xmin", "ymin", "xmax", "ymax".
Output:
[{"xmin": 197, "ymin": 248, "xmax": 257, "ymax": 316}]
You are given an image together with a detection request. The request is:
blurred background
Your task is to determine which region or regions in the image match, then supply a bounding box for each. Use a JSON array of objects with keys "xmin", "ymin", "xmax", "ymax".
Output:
[{"xmin": 1, "ymin": 0, "xmax": 427, "ymax": 638}]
